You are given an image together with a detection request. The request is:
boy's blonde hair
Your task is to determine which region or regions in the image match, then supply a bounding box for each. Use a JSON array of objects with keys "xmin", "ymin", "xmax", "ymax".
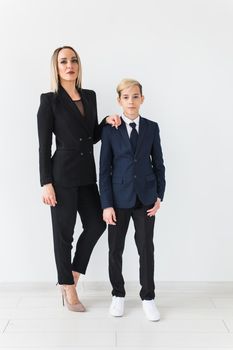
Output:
[
  {"xmin": 50, "ymin": 46, "xmax": 82, "ymax": 93},
  {"xmin": 116, "ymin": 78, "xmax": 143, "ymax": 97}
]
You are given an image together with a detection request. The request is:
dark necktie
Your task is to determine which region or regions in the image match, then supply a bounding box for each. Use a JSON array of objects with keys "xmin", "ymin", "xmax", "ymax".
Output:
[{"xmin": 129, "ymin": 122, "xmax": 138, "ymax": 153}]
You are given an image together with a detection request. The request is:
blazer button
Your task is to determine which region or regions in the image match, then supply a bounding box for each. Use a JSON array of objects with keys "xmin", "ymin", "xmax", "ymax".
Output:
[
  {"xmin": 134, "ymin": 159, "xmax": 137, "ymax": 162},
  {"xmin": 80, "ymin": 138, "xmax": 83, "ymax": 141},
  {"xmin": 88, "ymin": 136, "xmax": 92, "ymax": 140},
  {"xmin": 80, "ymin": 152, "xmax": 84, "ymax": 156},
  {"xmin": 134, "ymin": 175, "xmax": 137, "ymax": 178}
]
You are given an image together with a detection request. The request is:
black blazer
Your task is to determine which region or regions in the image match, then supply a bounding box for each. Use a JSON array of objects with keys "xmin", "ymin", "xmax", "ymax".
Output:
[{"xmin": 37, "ymin": 85, "xmax": 105, "ymax": 187}]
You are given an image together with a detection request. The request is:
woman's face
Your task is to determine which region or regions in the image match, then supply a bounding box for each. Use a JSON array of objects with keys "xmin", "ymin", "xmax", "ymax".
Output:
[{"xmin": 57, "ymin": 48, "xmax": 79, "ymax": 84}]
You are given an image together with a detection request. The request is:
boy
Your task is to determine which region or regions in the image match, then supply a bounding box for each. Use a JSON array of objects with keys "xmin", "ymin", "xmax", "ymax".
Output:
[{"xmin": 99, "ymin": 79, "xmax": 166, "ymax": 321}]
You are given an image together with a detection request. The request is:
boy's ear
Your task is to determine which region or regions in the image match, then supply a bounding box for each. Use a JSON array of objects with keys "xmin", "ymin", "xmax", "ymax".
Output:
[
  {"xmin": 141, "ymin": 95, "xmax": 145, "ymax": 104},
  {"xmin": 117, "ymin": 97, "xmax": 121, "ymax": 105}
]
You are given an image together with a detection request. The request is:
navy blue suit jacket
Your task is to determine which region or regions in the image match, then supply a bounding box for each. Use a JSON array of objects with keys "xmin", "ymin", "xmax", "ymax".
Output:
[{"xmin": 99, "ymin": 117, "xmax": 166, "ymax": 209}]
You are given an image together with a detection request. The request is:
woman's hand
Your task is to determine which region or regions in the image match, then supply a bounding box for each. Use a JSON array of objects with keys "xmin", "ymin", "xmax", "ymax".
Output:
[
  {"xmin": 42, "ymin": 183, "xmax": 57, "ymax": 207},
  {"xmin": 147, "ymin": 198, "xmax": 161, "ymax": 217},
  {"xmin": 106, "ymin": 115, "xmax": 121, "ymax": 129},
  {"xmin": 103, "ymin": 207, "xmax": 117, "ymax": 225}
]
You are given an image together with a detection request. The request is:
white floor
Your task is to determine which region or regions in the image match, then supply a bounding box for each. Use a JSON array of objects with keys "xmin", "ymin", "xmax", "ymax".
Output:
[{"xmin": 0, "ymin": 282, "xmax": 233, "ymax": 349}]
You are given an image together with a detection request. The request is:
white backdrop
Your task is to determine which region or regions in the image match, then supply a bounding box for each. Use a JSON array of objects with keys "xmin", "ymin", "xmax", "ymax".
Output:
[{"xmin": 0, "ymin": 0, "xmax": 233, "ymax": 282}]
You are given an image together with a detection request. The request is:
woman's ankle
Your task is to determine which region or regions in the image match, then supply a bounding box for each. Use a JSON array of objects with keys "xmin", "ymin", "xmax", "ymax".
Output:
[
  {"xmin": 72, "ymin": 271, "xmax": 80, "ymax": 278},
  {"xmin": 72, "ymin": 271, "xmax": 80, "ymax": 286}
]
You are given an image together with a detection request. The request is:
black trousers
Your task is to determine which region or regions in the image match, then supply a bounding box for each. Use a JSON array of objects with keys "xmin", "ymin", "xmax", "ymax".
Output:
[
  {"xmin": 108, "ymin": 198, "xmax": 155, "ymax": 300},
  {"xmin": 51, "ymin": 184, "xmax": 106, "ymax": 284}
]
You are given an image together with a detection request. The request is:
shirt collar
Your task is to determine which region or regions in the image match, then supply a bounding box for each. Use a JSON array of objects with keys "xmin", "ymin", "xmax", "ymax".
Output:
[{"xmin": 121, "ymin": 114, "xmax": 140, "ymax": 126}]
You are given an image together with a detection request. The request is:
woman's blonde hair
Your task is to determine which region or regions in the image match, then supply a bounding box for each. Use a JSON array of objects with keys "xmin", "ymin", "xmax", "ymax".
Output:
[
  {"xmin": 50, "ymin": 46, "xmax": 82, "ymax": 92},
  {"xmin": 116, "ymin": 78, "xmax": 142, "ymax": 97}
]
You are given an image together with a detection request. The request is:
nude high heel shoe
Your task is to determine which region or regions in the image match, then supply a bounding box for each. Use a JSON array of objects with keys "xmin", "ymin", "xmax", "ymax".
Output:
[{"xmin": 60, "ymin": 285, "xmax": 86, "ymax": 312}]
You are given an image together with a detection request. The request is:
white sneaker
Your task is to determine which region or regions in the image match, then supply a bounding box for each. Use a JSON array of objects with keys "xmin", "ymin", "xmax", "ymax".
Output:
[
  {"xmin": 142, "ymin": 300, "xmax": 160, "ymax": 321},
  {"xmin": 109, "ymin": 296, "xmax": 125, "ymax": 317}
]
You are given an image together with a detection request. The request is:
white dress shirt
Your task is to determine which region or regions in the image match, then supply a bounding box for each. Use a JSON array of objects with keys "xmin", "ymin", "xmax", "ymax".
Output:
[{"xmin": 121, "ymin": 114, "xmax": 140, "ymax": 137}]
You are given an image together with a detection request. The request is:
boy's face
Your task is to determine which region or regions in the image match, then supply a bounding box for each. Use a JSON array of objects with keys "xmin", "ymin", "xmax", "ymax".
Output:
[{"xmin": 118, "ymin": 85, "xmax": 144, "ymax": 120}]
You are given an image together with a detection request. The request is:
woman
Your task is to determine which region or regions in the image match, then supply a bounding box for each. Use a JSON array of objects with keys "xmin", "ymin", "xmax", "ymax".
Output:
[{"xmin": 37, "ymin": 46, "xmax": 120, "ymax": 312}]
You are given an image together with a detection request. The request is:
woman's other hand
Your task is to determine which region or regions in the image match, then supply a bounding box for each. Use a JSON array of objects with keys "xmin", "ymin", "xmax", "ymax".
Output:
[{"xmin": 42, "ymin": 183, "xmax": 57, "ymax": 207}]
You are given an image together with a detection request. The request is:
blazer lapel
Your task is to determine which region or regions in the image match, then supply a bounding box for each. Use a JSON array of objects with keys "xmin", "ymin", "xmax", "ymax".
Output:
[
  {"xmin": 135, "ymin": 117, "xmax": 147, "ymax": 156},
  {"xmin": 119, "ymin": 117, "xmax": 148, "ymax": 156},
  {"xmin": 118, "ymin": 119, "xmax": 132, "ymax": 151},
  {"xmin": 79, "ymin": 89, "xmax": 94, "ymax": 132},
  {"xmin": 58, "ymin": 85, "xmax": 90, "ymax": 135}
]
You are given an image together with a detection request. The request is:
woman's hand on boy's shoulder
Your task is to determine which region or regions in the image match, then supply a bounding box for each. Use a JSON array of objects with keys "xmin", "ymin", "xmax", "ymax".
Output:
[{"xmin": 106, "ymin": 115, "xmax": 121, "ymax": 129}]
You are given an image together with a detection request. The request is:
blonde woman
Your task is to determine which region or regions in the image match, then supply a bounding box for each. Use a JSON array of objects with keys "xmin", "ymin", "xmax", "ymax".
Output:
[{"xmin": 37, "ymin": 46, "xmax": 120, "ymax": 311}]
